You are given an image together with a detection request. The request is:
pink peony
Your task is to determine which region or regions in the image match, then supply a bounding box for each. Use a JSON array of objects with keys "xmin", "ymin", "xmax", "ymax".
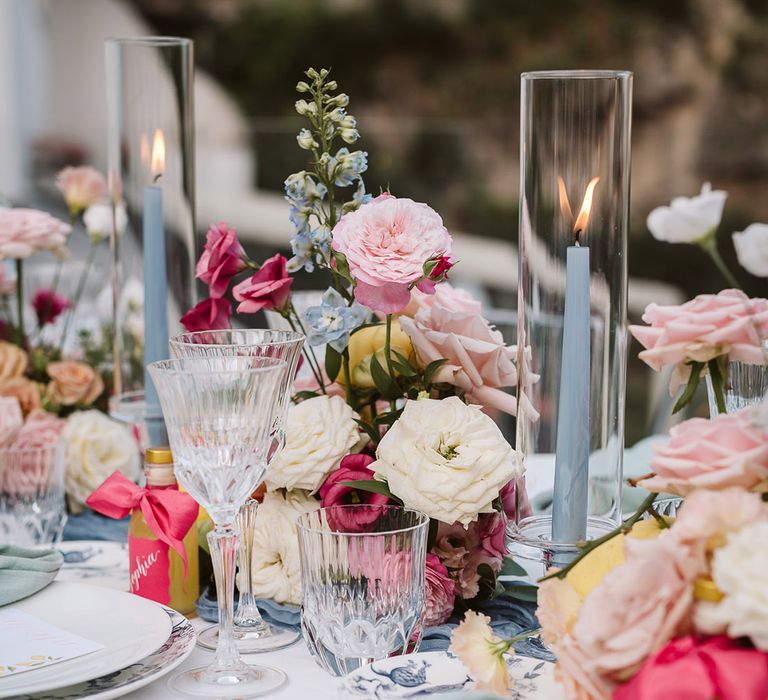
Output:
[
  {"xmin": 0, "ymin": 208, "xmax": 71, "ymax": 260},
  {"xmin": 424, "ymin": 553, "xmax": 456, "ymax": 626},
  {"xmin": 56, "ymin": 166, "xmax": 106, "ymax": 214},
  {"xmin": 639, "ymin": 410, "xmax": 768, "ymax": 496},
  {"xmin": 319, "ymin": 453, "xmax": 390, "ymax": 530},
  {"xmin": 399, "ymin": 284, "xmax": 518, "ymax": 415},
  {"xmin": 195, "ymin": 222, "xmax": 247, "ymax": 298},
  {"xmin": 31, "ymin": 289, "xmax": 71, "ymax": 326},
  {"xmin": 180, "ymin": 297, "xmax": 232, "ymax": 332},
  {"xmin": 12, "ymin": 409, "xmax": 65, "ymax": 449},
  {"xmin": 331, "ymin": 196, "xmax": 453, "ymax": 314},
  {"xmin": 629, "ymin": 289, "xmax": 768, "ymax": 382},
  {"xmin": 613, "ymin": 635, "xmax": 768, "ymax": 700},
  {"xmin": 232, "ymin": 254, "xmax": 293, "ymax": 314}
]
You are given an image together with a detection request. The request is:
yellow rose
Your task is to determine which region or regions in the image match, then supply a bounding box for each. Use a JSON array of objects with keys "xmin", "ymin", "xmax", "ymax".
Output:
[
  {"xmin": 341, "ymin": 321, "xmax": 413, "ymax": 388},
  {"xmin": 0, "ymin": 342, "xmax": 28, "ymax": 380}
]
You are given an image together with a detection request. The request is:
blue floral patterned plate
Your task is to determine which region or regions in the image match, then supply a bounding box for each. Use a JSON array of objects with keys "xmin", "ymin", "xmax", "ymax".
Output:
[{"xmin": 339, "ymin": 651, "xmax": 561, "ymax": 699}]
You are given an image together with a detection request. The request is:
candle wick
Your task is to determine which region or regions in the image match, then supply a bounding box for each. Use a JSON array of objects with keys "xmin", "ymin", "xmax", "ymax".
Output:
[
  {"xmin": 153, "ymin": 172, "xmax": 163, "ymax": 184},
  {"xmin": 574, "ymin": 228, "xmax": 582, "ymax": 246}
]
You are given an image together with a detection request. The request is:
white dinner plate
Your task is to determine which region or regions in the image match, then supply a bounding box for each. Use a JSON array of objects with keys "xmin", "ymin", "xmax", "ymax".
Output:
[
  {"xmin": 7, "ymin": 606, "xmax": 195, "ymax": 700},
  {"xmin": 340, "ymin": 651, "xmax": 561, "ymax": 699},
  {"xmin": 0, "ymin": 581, "xmax": 171, "ymax": 697}
]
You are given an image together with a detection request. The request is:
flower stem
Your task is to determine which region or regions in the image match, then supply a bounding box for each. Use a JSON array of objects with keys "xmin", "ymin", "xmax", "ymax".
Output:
[
  {"xmin": 700, "ymin": 237, "xmax": 740, "ymax": 289},
  {"xmin": 60, "ymin": 242, "xmax": 96, "ymax": 350},
  {"xmin": 384, "ymin": 314, "xmax": 397, "ymax": 412},
  {"xmin": 287, "ymin": 306, "xmax": 325, "ymax": 394},
  {"xmin": 15, "ymin": 259, "xmax": 24, "ymax": 346},
  {"xmin": 539, "ymin": 491, "xmax": 659, "ymax": 583}
]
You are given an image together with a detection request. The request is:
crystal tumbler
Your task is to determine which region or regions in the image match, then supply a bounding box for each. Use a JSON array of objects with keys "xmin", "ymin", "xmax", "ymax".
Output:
[{"xmin": 296, "ymin": 505, "xmax": 429, "ymax": 676}]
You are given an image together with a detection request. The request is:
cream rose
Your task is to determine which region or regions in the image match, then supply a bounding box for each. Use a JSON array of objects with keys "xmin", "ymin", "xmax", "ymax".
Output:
[
  {"xmin": 263, "ymin": 395, "xmax": 361, "ymax": 492},
  {"xmin": 62, "ymin": 410, "xmax": 140, "ymax": 512},
  {"xmin": 240, "ymin": 489, "xmax": 319, "ymax": 605},
  {"xmin": 46, "ymin": 361, "xmax": 104, "ymax": 406},
  {"xmin": 371, "ymin": 397, "xmax": 519, "ymax": 525},
  {"xmin": 0, "ymin": 341, "xmax": 28, "ymax": 380}
]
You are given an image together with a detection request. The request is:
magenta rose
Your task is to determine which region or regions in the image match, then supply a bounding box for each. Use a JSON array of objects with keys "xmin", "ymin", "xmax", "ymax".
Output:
[
  {"xmin": 424, "ymin": 553, "xmax": 456, "ymax": 626},
  {"xmin": 232, "ymin": 254, "xmax": 293, "ymax": 314},
  {"xmin": 31, "ymin": 289, "xmax": 71, "ymax": 326},
  {"xmin": 331, "ymin": 195, "xmax": 453, "ymax": 314},
  {"xmin": 180, "ymin": 297, "xmax": 232, "ymax": 332},
  {"xmin": 0, "ymin": 208, "xmax": 71, "ymax": 259},
  {"xmin": 499, "ymin": 479, "xmax": 533, "ymax": 521},
  {"xmin": 639, "ymin": 409, "xmax": 768, "ymax": 497},
  {"xmin": 319, "ymin": 453, "xmax": 390, "ymax": 531},
  {"xmin": 196, "ymin": 222, "xmax": 247, "ymax": 298},
  {"xmin": 477, "ymin": 512, "xmax": 507, "ymax": 560}
]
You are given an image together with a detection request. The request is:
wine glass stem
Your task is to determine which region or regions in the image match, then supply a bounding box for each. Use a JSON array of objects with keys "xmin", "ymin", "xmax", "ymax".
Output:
[
  {"xmin": 234, "ymin": 499, "xmax": 268, "ymax": 631},
  {"xmin": 208, "ymin": 525, "xmax": 241, "ymax": 671}
]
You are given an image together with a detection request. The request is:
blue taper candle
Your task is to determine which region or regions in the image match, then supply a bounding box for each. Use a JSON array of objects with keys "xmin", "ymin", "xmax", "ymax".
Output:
[{"xmin": 552, "ymin": 243, "xmax": 591, "ymax": 544}]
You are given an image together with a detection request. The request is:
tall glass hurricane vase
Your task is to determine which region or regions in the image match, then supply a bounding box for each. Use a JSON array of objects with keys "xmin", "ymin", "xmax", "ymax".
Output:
[
  {"xmin": 511, "ymin": 71, "xmax": 632, "ymax": 574},
  {"xmin": 148, "ymin": 357, "xmax": 288, "ymax": 698},
  {"xmin": 169, "ymin": 329, "xmax": 304, "ymax": 653}
]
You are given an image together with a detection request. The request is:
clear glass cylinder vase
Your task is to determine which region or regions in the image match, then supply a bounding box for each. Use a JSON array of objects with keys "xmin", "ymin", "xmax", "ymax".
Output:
[
  {"xmin": 105, "ymin": 38, "xmax": 197, "ymax": 448},
  {"xmin": 706, "ymin": 351, "xmax": 768, "ymax": 417},
  {"xmin": 510, "ymin": 71, "xmax": 632, "ymax": 571}
]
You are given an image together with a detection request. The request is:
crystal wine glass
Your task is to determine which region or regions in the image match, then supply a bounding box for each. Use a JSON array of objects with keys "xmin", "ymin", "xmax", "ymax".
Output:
[
  {"xmin": 148, "ymin": 356, "xmax": 288, "ymax": 698},
  {"xmin": 169, "ymin": 329, "xmax": 304, "ymax": 652}
]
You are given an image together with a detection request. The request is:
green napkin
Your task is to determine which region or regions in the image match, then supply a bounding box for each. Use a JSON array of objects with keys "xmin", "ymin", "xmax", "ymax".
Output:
[{"xmin": 0, "ymin": 545, "xmax": 63, "ymax": 606}]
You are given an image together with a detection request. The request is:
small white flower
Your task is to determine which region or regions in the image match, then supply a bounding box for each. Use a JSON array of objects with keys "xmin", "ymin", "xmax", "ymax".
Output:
[
  {"xmin": 371, "ymin": 397, "xmax": 519, "ymax": 525},
  {"xmin": 733, "ymin": 223, "xmax": 768, "ymax": 277},
  {"xmin": 83, "ymin": 201, "xmax": 127, "ymax": 242},
  {"xmin": 263, "ymin": 395, "xmax": 361, "ymax": 492},
  {"xmin": 646, "ymin": 183, "xmax": 727, "ymax": 244},
  {"xmin": 62, "ymin": 410, "xmax": 141, "ymax": 513},
  {"xmin": 296, "ymin": 129, "xmax": 317, "ymax": 151},
  {"xmin": 449, "ymin": 611, "xmax": 512, "ymax": 695}
]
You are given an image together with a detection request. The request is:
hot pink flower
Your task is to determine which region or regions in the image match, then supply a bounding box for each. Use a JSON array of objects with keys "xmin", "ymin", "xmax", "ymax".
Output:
[
  {"xmin": 629, "ymin": 289, "xmax": 768, "ymax": 383},
  {"xmin": 477, "ymin": 512, "xmax": 507, "ymax": 560},
  {"xmin": 424, "ymin": 553, "xmax": 456, "ymax": 626},
  {"xmin": 196, "ymin": 222, "xmax": 247, "ymax": 298},
  {"xmin": 232, "ymin": 254, "xmax": 293, "ymax": 314},
  {"xmin": 399, "ymin": 284, "xmax": 518, "ymax": 415},
  {"xmin": 613, "ymin": 635, "xmax": 768, "ymax": 700},
  {"xmin": 56, "ymin": 166, "xmax": 106, "ymax": 214},
  {"xmin": 331, "ymin": 196, "xmax": 453, "ymax": 314},
  {"xmin": 31, "ymin": 289, "xmax": 71, "ymax": 326},
  {"xmin": 499, "ymin": 479, "xmax": 533, "ymax": 520},
  {"xmin": 639, "ymin": 410, "xmax": 768, "ymax": 496},
  {"xmin": 0, "ymin": 208, "xmax": 71, "ymax": 260},
  {"xmin": 180, "ymin": 297, "xmax": 232, "ymax": 332},
  {"xmin": 417, "ymin": 255, "xmax": 454, "ymax": 294}
]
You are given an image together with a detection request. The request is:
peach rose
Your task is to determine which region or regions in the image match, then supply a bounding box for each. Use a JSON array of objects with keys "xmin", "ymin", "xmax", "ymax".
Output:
[
  {"xmin": 0, "ymin": 377, "xmax": 42, "ymax": 414},
  {"xmin": 399, "ymin": 284, "xmax": 518, "ymax": 415},
  {"xmin": 629, "ymin": 289, "xmax": 768, "ymax": 390},
  {"xmin": 0, "ymin": 341, "xmax": 27, "ymax": 380},
  {"xmin": 56, "ymin": 166, "xmax": 106, "ymax": 215},
  {"xmin": 46, "ymin": 361, "xmax": 104, "ymax": 406},
  {"xmin": 638, "ymin": 410, "xmax": 768, "ymax": 496}
]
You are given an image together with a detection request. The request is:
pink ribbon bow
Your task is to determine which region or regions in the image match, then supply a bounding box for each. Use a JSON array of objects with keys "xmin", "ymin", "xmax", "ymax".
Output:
[{"xmin": 86, "ymin": 471, "xmax": 199, "ymax": 570}]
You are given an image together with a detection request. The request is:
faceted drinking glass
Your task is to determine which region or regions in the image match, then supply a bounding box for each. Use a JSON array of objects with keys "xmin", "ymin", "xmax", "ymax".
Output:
[
  {"xmin": 148, "ymin": 356, "xmax": 287, "ymax": 698},
  {"xmin": 169, "ymin": 329, "xmax": 304, "ymax": 652},
  {"xmin": 296, "ymin": 505, "xmax": 429, "ymax": 676}
]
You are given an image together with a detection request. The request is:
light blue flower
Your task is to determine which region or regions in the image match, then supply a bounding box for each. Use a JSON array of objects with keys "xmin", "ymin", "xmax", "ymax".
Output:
[
  {"xmin": 333, "ymin": 148, "xmax": 368, "ymax": 187},
  {"xmin": 284, "ymin": 171, "xmax": 327, "ymax": 206},
  {"xmin": 302, "ymin": 288, "xmax": 368, "ymax": 353},
  {"xmin": 353, "ymin": 178, "xmax": 372, "ymax": 207},
  {"xmin": 287, "ymin": 229, "xmax": 314, "ymax": 273},
  {"xmin": 310, "ymin": 224, "xmax": 332, "ymax": 260}
]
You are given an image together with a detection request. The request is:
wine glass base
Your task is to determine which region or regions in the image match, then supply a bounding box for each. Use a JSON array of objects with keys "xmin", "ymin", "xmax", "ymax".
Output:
[
  {"xmin": 168, "ymin": 662, "xmax": 286, "ymax": 697},
  {"xmin": 197, "ymin": 623, "xmax": 301, "ymax": 653}
]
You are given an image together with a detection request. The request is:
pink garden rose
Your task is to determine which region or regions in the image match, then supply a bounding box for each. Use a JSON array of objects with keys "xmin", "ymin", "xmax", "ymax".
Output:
[
  {"xmin": 56, "ymin": 166, "xmax": 106, "ymax": 215},
  {"xmin": 31, "ymin": 289, "xmax": 71, "ymax": 326},
  {"xmin": 12, "ymin": 409, "xmax": 65, "ymax": 449},
  {"xmin": 232, "ymin": 254, "xmax": 293, "ymax": 314},
  {"xmin": 331, "ymin": 195, "xmax": 453, "ymax": 314},
  {"xmin": 0, "ymin": 208, "xmax": 71, "ymax": 260},
  {"xmin": 399, "ymin": 284, "xmax": 518, "ymax": 415},
  {"xmin": 196, "ymin": 222, "xmax": 247, "ymax": 298},
  {"xmin": 639, "ymin": 410, "xmax": 768, "ymax": 496},
  {"xmin": 424, "ymin": 553, "xmax": 456, "ymax": 626},
  {"xmin": 629, "ymin": 289, "xmax": 768, "ymax": 386},
  {"xmin": 180, "ymin": 297, "xmax": 232, "ymax": 332}
]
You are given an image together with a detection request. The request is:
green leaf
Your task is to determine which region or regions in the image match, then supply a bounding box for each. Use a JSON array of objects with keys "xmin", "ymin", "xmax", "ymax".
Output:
[
  {"xmin": 499, "ymin": 583, "xmax": 539, "ymax": 603},
  {"xmin": 374, "ymin": 408, "xmax": 403, "ymax": 426},
  {"xmin": 370, "ymin": 351, "xmax": 401, "ymax": 400},
  {"xmin": 355, "ymin": 419, "xmax": 380, "ymax": 446},
  {"xmin": 332, "ymin": 250, "xmax": 352, "ymax": 282},
  {"xmin": 423, "ymin": 358, "xmax": 448, "ymax": 386},
  {"xmin": 672, "ymin": 361, "xmax": 704, "ymax": 414},
  {"xmin": 499, "ymin": 557, "xmax": 527, "ymax": 578},
  {"xmin": 339, "ymin": 479, "xmax": 403, "ymax": 505},
  {"xmin": 390, "ymin": 350, "xmax": 417, "ymax": 377},
  {"xmin": 325, "ymin": 345, "xmax": 342, "ymax": 382},
  {"xmin": 707, "ymin": 356, "xmax": 728, "ymax": 415}
]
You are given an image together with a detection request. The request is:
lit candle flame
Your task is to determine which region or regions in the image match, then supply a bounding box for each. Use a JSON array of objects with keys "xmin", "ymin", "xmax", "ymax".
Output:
[
  {"xmin": 150, "ymin": 129, "xmax": 165, "ymax": 178},
  {"xmin": 573, "ymin": 176, "xmax": 600, "ymax": 243}
]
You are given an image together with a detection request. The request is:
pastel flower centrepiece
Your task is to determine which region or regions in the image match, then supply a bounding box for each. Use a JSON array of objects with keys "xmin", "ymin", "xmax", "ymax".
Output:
[
  {"xmin": 331, "ymin": 195, "xmax": 453, "ymax": 314},
  {"xmin": 0, "ymin": 208, "xmax": 72, "ymax": 260}
]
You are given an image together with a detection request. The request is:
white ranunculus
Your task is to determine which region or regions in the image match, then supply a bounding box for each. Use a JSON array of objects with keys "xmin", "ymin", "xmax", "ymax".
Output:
[
  {"xmin": 263, "ymin": 395, "xmax": 361, "ymax": 493},
  {"xmin": 698, "ymin": 521, "xmax": 768, "ymax": 650},
  {"xmin": 239, "ymin": 489, "xmax": 319, "ymax": 605},
  {"xmin": 371, "ymin": 397, "xmax": 519, "ymax": 525},
  {"xmin": 646, "ymin": 183, "xmax": 727, "ymax": 244},
  {"xmin": 732, "ymin": 223, "xmax": 768, "ymax": 277},
  {"xmin": 83, "ymin": 201, "xmax": 127, "ymax": 242},
  {"xmin": 62, "ymin": 410, "xmax": 141, "ymax": 512}
]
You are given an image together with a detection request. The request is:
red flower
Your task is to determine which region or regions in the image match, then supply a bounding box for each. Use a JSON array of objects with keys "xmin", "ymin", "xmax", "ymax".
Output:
[
  {"xmin": 180, "ymin": 297, "xmax": 232, "ymax": 332},
  {"xmin": 195, "ymin": 222, "xmax": 246, "ymax": 298},
  {"xmin": 31, "ymin": 289, "xmax": 71, "ymax": 326},
  {"xmin": 232, "ymin": 254, "xmax": 293, "ymax": 314}
]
